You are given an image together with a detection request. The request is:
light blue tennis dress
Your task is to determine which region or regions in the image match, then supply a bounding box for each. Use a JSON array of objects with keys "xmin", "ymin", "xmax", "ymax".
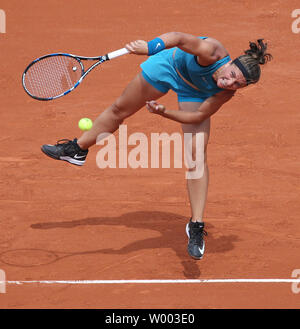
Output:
[{"xmin": 140, "ymin": 37, "xmax": 231, "ymax": 102}]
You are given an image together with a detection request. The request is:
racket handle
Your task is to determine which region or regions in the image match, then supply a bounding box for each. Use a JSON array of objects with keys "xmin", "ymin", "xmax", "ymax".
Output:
[{"xmin": 107, "ymin": 48, "xmax": 130, "ymax": 60}]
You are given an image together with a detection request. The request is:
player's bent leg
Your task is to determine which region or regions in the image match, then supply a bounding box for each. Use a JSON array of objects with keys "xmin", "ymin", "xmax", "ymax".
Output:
[
  {"xmin": 179, "ymin": 102, "xmax": 210, "ymax": 259},
  {"xmin": 77, "ymin": 72, "xmax": 166, "ymax": 149},
  {"xmin": 41, "ymin": 72, "xmax": 166, "ymax": 165}
]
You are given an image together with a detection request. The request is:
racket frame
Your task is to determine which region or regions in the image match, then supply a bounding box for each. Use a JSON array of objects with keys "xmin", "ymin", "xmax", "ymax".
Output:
[{"xmin": 22, "ymin": 48, "xmax": 129, "ymax": 101}]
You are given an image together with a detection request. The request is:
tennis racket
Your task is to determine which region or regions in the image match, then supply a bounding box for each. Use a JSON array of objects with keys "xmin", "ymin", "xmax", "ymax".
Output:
[{"xmin": 22, "ymin": 47, "xmax": 129, "ymax": 101}]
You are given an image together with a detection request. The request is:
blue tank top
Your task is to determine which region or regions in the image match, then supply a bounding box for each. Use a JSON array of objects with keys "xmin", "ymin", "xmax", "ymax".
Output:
[{"xmin": 173, "ymin": 37, "xmax": 231, "ymax": 94}]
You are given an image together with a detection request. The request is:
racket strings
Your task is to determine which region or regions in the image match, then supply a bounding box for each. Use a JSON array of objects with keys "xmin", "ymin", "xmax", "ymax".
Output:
[{"xmin": 24, "ymin": 56, "xmax": 82, "ymax": 99}]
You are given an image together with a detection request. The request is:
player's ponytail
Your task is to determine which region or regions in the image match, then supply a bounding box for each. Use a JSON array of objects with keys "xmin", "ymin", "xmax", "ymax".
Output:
[{"xmin": 244, "ymin": 39, "xmax": 273, "ymax": 65}]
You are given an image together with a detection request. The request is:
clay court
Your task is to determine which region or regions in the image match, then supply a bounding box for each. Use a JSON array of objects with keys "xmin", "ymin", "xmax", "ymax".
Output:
[{"xmin": 0, "ymin": 0, "xmax": 300, "ymax": 308}]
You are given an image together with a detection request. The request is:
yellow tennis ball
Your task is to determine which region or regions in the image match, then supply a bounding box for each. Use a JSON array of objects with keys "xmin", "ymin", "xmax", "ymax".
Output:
[{"xmin": 78, "ymin": 118, "xmax": 93, "ymax": 131}]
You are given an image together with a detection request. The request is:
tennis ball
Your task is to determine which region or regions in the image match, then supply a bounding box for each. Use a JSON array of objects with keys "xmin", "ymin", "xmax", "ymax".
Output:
[{"xmin": 78, "ymin": 118, "xmax": 93, "ymax": 131}]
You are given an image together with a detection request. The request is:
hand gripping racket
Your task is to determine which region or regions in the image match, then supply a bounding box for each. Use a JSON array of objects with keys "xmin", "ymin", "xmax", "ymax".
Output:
[{"xmin": 22, "ymin": 47, "xmax": 129, "ymax": 101}]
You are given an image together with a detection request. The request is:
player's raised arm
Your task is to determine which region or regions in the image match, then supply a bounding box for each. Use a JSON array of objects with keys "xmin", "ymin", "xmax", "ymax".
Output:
[
  {"xmin": 126, "ymin": 32, "xmax": 219, "ymax": 65},
  {"xmin": 160, "ymin": 32, "xmax": 217, "ymax": 58}
]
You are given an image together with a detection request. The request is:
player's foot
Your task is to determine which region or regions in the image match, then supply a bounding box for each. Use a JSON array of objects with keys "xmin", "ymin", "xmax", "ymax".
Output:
[
  {"xmin": 186, "ymin": 219, "xmax": 207, "ymax": 260},
  {"xmin": 41, "ymin": 138, "xmax": 88, "ymax": 166}
]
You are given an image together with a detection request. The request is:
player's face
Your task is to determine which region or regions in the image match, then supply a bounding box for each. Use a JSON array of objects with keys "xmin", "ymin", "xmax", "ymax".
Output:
[{"xmin": 216, "ymin": 64, "xmax": 247, "ymax": 90}]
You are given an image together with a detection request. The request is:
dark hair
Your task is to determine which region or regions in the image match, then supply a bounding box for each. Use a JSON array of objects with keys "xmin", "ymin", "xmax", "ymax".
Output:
[{"xmin": 235, "ymin": 39, "xmax": 273, "ymax": 85}]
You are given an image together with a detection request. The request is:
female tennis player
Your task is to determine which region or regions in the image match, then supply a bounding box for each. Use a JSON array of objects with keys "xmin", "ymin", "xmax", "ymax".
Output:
[{"xmin": 41, "ymin": 32, "xmax": 272, "ymax": 260}]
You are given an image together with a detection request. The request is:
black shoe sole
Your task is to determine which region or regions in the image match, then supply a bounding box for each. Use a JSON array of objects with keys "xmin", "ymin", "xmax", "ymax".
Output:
[
  {"xmin": 187, "ymin": 251, "xmax": 203, "ymax": 260},
  {"xmin": 41, "ymin": 147, "xmax": 85, "ymax": 166}
]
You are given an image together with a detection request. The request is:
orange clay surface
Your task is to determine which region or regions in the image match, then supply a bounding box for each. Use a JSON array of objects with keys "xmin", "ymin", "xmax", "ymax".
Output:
[{"xmin": 0, "ymin": 0, "xmax": 300, "ymax": 308}]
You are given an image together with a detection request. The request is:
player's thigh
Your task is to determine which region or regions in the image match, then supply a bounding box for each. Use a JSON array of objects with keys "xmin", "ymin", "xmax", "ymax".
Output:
[
  {"xmin": 179, "ymin": 102, "xmax": 211, "ymax": 155},
  {"xmin": 114, "ymin": 72, "xmax": 166, "ymax": 117}
]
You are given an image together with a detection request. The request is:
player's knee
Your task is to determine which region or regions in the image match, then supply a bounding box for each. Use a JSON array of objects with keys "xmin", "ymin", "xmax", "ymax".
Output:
[
  {"xmin": 190, "ymin": 147, "xmax": 207, "ymax": 162},
  {"xmin": 185, "ymin": 147, "xmax": 207, "ymax": 173},
  {"xmin": 110, "ymin": 102, "xmax": 131, "ymax": 121},
  {"xmin": 110, "ymin": 103, "xmax": 124, "ymax": 119}
]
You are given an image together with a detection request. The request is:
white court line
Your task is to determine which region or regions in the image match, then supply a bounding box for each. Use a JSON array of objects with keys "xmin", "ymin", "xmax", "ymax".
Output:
[{"xmin": 2, "ymin": 279, "xmax": 300, "ymax": 285}]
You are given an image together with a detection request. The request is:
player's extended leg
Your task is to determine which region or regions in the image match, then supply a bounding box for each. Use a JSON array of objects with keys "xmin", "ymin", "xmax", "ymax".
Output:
[
  {"xmin": 41, "ymin": 72, "xmax": 166, "ymax": 165},
  {"xmin": 179, "ymin": 102, "xmax": 210, "ymax": 260}
]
